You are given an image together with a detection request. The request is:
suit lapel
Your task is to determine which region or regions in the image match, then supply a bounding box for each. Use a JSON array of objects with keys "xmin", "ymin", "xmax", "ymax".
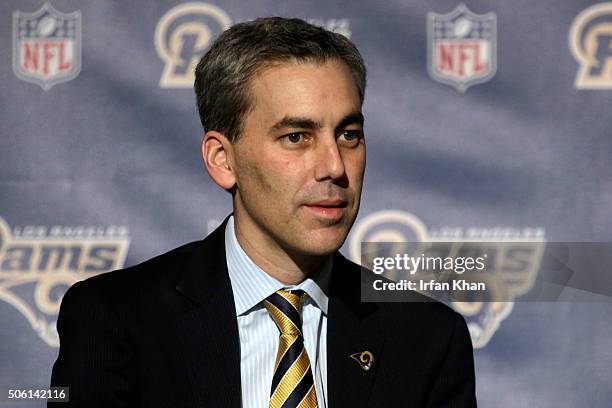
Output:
[
  {"xmin": 169, "ymin": 217, "xmax": 384, "ymax": 407},
  {"xmin": 173, "ymin": 216, "xmax": 242, "ymax": 408},
  {"xmin": 327, "ymin": 252, "xmax": 385, "ymax": 407}
]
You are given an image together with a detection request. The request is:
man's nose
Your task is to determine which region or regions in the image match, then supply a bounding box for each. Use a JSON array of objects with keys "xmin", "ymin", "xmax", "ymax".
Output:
[{"xmin": 314, "ymin": 136, "xmax": 346, "ymax": 182}]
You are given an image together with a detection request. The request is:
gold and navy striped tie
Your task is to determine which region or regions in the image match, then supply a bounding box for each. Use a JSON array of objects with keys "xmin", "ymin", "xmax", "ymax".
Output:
[{"xmin": 263, "ymin": 289, "xmax": 318, "ymax": 408}]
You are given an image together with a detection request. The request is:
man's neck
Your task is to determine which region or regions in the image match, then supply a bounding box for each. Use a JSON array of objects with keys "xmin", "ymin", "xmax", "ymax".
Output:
[{"xmin": 232, "ymin": 213, "xmax": 327, "ymax": 286}]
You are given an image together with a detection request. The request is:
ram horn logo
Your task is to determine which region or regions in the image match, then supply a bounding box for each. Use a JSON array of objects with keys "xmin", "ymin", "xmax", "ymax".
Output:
[
  {"xmin": 155, "ymin": 2, "xmax": 232, "ymax": 88},
  {"xmin": 427, "ymin": 4, "xmax": 497, "ymax": 92},
  {"xmin": 0, "ymin": 218, "xmax": 129, "ymax": 347},
  {"xmin": 569, "ymin": 3, "xmax": 612, "ymax": 89},
  {"xmin": 349, "ymin": 210, "xmax": 545, "ymax": 348},
  {"xmin": 12, "ymin": 2, "xmax": 81, "ymax": 90}
]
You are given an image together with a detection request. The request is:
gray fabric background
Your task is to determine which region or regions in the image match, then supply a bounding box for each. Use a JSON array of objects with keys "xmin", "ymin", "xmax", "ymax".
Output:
[{"xmin": 1, "ymin": 1, "xmax": 611, "ymax": 406}]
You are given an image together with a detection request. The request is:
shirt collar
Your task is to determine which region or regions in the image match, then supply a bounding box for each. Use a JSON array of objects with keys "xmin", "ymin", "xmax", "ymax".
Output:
[{"xmin": 225, "ymin": 215, "xmax": 331, "ymax": 316}]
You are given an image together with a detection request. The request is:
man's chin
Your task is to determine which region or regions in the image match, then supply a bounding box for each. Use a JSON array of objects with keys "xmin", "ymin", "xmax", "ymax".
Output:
[
  {"xmin": 298, "ymin": 228, "xmax": 349, "ymax": 255},
  {"xmin": 283, "ymin": 213, "xmax": 354, "ymax": 255}
]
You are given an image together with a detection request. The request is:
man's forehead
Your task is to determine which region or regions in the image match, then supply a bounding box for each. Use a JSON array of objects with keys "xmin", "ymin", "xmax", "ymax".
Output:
[{"xmin": 246, "ymin": 59, "xmax": 361, "ymax": 127}]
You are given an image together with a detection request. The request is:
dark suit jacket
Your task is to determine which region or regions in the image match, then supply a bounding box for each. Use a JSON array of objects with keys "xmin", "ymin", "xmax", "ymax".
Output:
[{"xmin": 50, "ymin": 216, "xmax": 476, "ymax": 407}]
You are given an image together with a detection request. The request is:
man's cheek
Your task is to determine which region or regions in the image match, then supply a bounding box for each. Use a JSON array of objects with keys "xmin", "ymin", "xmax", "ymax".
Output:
[{"xmin": 239, "ymin": 158, "xmax": 273, "ymax": 193}]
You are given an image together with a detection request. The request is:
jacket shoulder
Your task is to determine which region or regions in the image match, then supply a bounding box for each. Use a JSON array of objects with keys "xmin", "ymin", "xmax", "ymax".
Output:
[{"xmin": 72, "ymin": 240, "xmax": 204, "ymax": 303}]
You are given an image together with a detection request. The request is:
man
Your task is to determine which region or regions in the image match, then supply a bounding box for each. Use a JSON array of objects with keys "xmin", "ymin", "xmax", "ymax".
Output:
[{"xmin": 50, "ymin": 17, "xmax": 476, "ymax": 407}]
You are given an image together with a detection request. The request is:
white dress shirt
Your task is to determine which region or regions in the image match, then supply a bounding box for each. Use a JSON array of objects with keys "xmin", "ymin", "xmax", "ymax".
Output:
[{"xmin": 225, "ymin": 216, "xmax": 330, "ymax": 408}]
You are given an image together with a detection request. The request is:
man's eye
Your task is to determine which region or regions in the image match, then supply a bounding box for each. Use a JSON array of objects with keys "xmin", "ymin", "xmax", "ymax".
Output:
[
  {"xmin": 283, "ymin": 133, "xmax": 308, "ymax": 144},
  {"xmin": 338, "ymin": 130, "xmax": 363, "ymax": 144}
]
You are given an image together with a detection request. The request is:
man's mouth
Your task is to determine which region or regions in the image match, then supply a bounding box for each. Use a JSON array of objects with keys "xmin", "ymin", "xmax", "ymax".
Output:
[
  {"xmin": 303, "ymin": 199, "xmax": 348, "ymax": 219},
  {"xmin": 306, "ymin": 199, "xmax": 347, "ymax": 208}
]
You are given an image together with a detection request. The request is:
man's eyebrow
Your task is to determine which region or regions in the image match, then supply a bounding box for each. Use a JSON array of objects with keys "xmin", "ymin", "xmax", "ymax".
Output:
[
  {"xmin": 268, "ymin": 111, "xmax": 364, "ymax": 134},
  {"xmin": 335, "ymin": 111, "xmax": 364, "ymax": 132},
  {"xmin": 269, "ymin": 117, "xmax": 323, "ymax": 133}
]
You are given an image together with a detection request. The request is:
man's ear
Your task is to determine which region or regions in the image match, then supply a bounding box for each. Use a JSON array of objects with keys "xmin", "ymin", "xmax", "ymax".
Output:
[{"xmin": 202, "ymin": 130, "xmax": 236, "ymax": 191}]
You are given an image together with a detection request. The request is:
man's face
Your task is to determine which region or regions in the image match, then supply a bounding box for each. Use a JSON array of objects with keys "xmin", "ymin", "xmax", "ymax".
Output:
[{"xmin": 230, "ymin": 58, "xmax": 365, "ymax": 257}]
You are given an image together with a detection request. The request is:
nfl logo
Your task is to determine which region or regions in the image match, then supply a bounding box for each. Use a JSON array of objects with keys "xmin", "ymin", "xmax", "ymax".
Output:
[
  {"xmin": 12, "ymin": 2, "xmax": 81, "ymax": 90},
  {"xmin": 427, "ymin": 4, "xmax": 497, "ymax": 92}
]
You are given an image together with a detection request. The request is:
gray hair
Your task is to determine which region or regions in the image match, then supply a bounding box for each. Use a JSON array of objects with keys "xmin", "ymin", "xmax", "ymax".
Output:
[{"xmin": 194, "ymin": 17, "xmax": 366, "ymax": 143}]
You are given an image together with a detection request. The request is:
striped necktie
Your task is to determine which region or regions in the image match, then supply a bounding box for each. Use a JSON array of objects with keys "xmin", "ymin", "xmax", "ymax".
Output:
[{"xmin": 263, "ymin": 289, "xmax": 318, "ymax": 408}]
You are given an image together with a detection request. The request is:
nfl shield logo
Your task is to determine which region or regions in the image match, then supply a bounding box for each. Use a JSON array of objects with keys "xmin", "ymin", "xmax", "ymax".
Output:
[
  {"xmin": 12, "ymin": 2, "xmax": 81, "ymax": 90},
  {"xmin": 427, "ymin": 4, "xmax": 497, "ymax": 92}
]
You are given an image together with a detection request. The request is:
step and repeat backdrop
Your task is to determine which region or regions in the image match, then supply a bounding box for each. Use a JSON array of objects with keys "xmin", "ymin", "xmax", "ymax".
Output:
[{"xmin": 1, "ymin": 0, "xmax": 611, "ymax": 406}]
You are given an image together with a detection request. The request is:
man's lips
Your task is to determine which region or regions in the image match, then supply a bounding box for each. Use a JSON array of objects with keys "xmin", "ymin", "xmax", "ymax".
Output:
[
  {"xmin": 303, "ymin": 199, "xmax": 348, "ymax": 219},
  {"xmin": 304, "ymin": 199, "xmax": 347, "ymax": 208}
]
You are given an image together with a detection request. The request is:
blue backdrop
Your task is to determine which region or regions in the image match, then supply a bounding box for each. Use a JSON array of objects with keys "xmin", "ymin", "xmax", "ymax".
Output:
[{"xmin": 1, "ymin": 1, "xmax": 611, "ymax": 406}]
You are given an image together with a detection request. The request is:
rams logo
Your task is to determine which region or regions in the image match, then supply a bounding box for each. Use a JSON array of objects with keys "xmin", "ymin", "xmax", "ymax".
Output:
[
  {"xmin": 155, "ymin": 2, "xmax": 232, "ymax": 88},
  {"xmin": 350, "ymin": 210, "xmax": 545, "ymax": 348},
  {"xmin": 0, "ymin": 218, "xmax": 129, "ymax": 346},
  {"xmin": 570, "ymin": 3, "xmax": 612, "ymax": 89}
]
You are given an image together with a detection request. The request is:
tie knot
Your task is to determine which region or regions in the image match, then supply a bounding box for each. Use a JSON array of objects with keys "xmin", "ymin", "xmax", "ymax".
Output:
[{"xmin": 264, "ymin": 289, "xmax": 306, "ymax": 336}]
